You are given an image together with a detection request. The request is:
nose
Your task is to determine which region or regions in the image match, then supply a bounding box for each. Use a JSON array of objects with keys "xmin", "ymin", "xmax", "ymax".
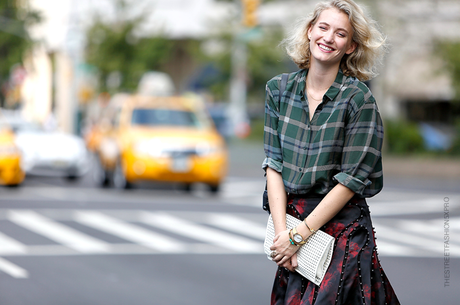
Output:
[{"xmin": 323, "ymin": 30, "xmax": 334, "ymax": 44}]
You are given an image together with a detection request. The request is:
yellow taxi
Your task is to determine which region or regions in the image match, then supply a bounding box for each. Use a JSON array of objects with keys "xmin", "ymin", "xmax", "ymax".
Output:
[
  {"xmin": 95, "ymin": 95, "xmax": 228, "ymax": 192},
  {"xmin": 0, "ymin": 122, "xmax": 25, "ymax": 186}
]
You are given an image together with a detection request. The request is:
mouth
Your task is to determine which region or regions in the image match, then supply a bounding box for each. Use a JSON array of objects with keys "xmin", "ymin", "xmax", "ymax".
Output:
[{"xmin": 318, "ymin": 43, "xmax": 335, "ymax": 52}]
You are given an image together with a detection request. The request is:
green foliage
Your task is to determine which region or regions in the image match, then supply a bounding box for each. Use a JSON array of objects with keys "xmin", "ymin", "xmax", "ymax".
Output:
[
  {"xmin": 0, "ymin": 1, "xmax": 41, "ymax": 103},
  {"xmin": 246, "ymin": 28, "xmax": 290, "ymax": 101},
  {"xmin": 384, "ymin": 120, "xmax": 426, "ymax": 154},
  {"xmin": 85, "ymin": 0, "xmax": 174, "ymax": 93},
  {"xmin": 201, "ymin": 26, "xmax": 289, "ymax": 102},
  {"xmin": 246, "ymin": 118, "xmax": 265, "ymax": 142},
  {"xmin": 435, "ymin": 40, "xmax": 460, "ymax": 100}
]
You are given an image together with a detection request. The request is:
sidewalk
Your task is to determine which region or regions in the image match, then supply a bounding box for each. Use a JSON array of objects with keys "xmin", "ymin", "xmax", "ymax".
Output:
[
  {"xmin": 383, "ymin": 155, "xmax": 460, "ymax": 179},
  {"xmin": 228, "ymin": 139, "xmax": 460, "ymax": 180}
]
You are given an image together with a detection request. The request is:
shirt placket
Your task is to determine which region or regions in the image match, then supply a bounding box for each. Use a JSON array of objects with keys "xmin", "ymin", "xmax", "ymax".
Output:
[{"xmin": 297, "ymin": 93, "xmax": 312, "ymax": 179}]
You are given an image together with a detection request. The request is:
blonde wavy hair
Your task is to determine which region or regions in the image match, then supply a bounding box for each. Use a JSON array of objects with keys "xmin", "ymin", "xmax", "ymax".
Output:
[{"xmin": 282, "ymin": 0, "xmax": 387, "ymax": 81}]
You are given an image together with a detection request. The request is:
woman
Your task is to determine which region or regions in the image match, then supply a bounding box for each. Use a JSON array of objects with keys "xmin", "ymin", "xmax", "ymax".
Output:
[{"xmin": 262, "ymin": 0, "xmax": 400, "ymax": 304}]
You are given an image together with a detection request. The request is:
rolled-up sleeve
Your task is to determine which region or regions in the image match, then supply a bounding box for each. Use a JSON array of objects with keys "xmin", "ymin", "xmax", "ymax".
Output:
[
  {"xmin": 262, "ymin": 81, "xmax": 283, "ymax": 173},
  {"xmin": 333, "ymin": 93, "xmax": 384, "ymax": 195}
]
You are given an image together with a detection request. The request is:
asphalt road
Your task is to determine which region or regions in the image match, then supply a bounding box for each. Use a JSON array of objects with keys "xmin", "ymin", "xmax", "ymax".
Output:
[{"xmin": 0, "ymin": 141, "xmax": 458, "ymax": 305}]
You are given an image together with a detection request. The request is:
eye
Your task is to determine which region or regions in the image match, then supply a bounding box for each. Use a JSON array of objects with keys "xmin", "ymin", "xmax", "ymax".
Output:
[
  {"xmin": 337, "ymin": 32, "xmax": 346, "ymax": 38},
  {"xmin": 319, "ymin": 26, "xmax": 327, "ymax": 31}
]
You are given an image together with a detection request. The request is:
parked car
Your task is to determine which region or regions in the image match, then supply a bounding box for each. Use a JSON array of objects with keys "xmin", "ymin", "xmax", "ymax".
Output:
[
  {"xmin": 94, "ymin": 95, "xmax": 228, "ymax": 192},
  {"xmin": 8, "ymin": 118, "xmax": 89, "ymax": 180},
  {"xmin": 0, "ymin": 121, "xmax": 24, "ymax": 186}
]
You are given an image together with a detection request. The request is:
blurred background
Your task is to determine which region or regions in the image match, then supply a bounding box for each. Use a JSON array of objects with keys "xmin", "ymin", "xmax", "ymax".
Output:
[{"xmin": 0, "ymin": 0, "xmax": 458, "ymax": 304}]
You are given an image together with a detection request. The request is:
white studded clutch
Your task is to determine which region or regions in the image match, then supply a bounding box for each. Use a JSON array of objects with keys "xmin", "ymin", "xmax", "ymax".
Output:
[{"xmin": 264, "ymin": 213, "xmax": 335, "ymax": 286}]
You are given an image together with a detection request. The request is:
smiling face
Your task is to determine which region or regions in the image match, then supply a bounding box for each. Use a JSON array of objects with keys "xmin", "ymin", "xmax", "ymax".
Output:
[{"xmin": 307, "ymin": 8, "xmax": 357, "ymax": 69}]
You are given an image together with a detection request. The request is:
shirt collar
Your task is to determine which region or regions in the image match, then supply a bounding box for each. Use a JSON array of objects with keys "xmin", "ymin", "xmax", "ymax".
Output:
[{"xmin": 300, "ymin": 69, "xmax": 347, "ymax": 102}]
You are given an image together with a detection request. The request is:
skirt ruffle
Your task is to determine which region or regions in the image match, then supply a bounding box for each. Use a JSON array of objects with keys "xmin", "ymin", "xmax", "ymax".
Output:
[{"xmin": 271, "ymin": 196, "xmax": 400, "ymax": 305}]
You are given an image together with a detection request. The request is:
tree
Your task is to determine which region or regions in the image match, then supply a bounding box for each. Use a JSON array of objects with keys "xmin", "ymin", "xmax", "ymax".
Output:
[
  {"xmin": 435, "ymin": 40, "xmax": 460, "ymax": 101},
  {"xmin": 0, "ymin": 0, "xmax": 41, "ymax": 106},
  {"xmin": 200, "ymin": 26, "xmax": 290, "ymax": 103},
  {"xmin": 85, "ymin": 0, "xmax": 175, "ymax": 93}
]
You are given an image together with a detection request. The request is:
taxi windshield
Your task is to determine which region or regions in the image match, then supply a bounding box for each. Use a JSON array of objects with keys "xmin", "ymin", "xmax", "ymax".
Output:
[{"xmin": 131, "ymin": 108, "xmax": 202, "ymax": 128}]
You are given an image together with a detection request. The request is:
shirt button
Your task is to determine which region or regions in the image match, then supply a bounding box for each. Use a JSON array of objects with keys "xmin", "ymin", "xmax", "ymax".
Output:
[{"xmin": 298, "ymin": 168, "xmax": 302, "ymax": 172}]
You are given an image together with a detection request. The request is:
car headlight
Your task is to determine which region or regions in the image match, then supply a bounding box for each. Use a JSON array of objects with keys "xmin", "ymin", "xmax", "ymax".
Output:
[{"xmin": 195, "ymin": 142, "xmax": 221, "ymax": 156}]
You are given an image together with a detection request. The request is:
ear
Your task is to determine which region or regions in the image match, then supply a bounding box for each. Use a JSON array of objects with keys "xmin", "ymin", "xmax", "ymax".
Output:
[
  {"xmin": 346, "ymin": 41, "xmax": 357, "ymax": 55},
  {"xmin": 307, "ymin": 26, "xmax": 312, "ymax": 40}
]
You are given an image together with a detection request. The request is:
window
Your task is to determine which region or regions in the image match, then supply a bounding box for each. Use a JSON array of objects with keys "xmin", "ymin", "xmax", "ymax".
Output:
[{"xmin": 131, "ymin": 108, "xmax": 201, "ymax": 128}]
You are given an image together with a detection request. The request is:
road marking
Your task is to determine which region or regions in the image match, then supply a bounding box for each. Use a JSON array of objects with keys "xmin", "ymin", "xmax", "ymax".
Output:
[
  {"xmin": 0, "ymin": 209, "xmax": 457, "ymax": 259},
  {"xmin": 140, "ymin": 212, "xmax": 262, "ymax": 253},
  {"xmin": 221, "ymin": 180, "xmax": 264, "ymax": 198},
  {"xmin": 0, "ymin": 257, "xmax": 28, "ymax": 278},
  {"xmin": 0, "ymin": 232, "xmax": 27, "ymax": 255},
  {"xmin": 368, "ymin": 198, "xmax": 460, "ymax": 216},
  {"xmin": 371, "ymin": 240, "xmax": 421, "ymax": 257},
  {"xmin": 7, "ymin": 210, "xmax": 110, "ymax": 253},
  {"xmin": 0, "ymin": 183, "xmax": 457, "ymax": 217},
  {"xmin": 74, "ymin": 211, "xmax": 186, "ymax": 253},
  {"xmin": 204, "ymin": 213, "xmax": 267, "ymax": 240}
]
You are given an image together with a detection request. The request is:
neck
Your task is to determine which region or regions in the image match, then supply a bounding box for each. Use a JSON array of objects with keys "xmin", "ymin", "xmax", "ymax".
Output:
[{"xmin": 306, "ymin": 61, "xmax": 340, "ymax": 92}]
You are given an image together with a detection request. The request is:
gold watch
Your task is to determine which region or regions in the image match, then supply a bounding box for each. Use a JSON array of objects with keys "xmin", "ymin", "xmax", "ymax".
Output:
[{"xmin": 291, "ymin": 227, "xmax": 307, "ymax": 245}]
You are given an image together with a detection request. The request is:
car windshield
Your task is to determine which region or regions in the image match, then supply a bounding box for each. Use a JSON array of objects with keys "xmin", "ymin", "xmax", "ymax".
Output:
[
  {"xmin": 0, "ymin": 119, "xmax": 43, "ymax": 133},
  {"xmin": 11, "ymin": 122, "xmax": 44, "ymax": 133},
  {"xmin": 131, "ymin": 108, "xmax": 202, "ymax": 128}
]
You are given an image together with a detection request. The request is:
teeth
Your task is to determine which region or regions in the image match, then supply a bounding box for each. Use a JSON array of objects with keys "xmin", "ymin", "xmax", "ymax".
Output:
[{"xmin": 319, "ymin": 44, "xmax": 333, "ymax": 51}]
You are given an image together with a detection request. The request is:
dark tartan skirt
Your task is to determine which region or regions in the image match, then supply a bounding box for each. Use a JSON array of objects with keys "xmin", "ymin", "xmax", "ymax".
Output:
[{"xmin": 271, "ymin": 195, "xmax": 400, "ymax": 305}]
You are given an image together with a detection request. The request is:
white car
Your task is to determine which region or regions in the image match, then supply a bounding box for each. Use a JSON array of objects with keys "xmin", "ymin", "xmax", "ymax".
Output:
[{"xmin": 12, "ymin": 121, "xmax": 89, "ymax": 180}]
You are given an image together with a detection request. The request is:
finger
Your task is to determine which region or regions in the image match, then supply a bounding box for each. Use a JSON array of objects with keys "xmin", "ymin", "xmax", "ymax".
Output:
[
  {"xmin": 281, "ymin": 260, "xmax": 295, "ymax": 272},
  {"xmin": 291, "ymin": 253, "xmax": 298, "ymax": 269},
  {"xmin": 277, "ymin": 255, "xmax": 290, "ymax": 266},
  {"xmin": 274, "ymin": 254, "xmax": 284, "ymax": 263}
]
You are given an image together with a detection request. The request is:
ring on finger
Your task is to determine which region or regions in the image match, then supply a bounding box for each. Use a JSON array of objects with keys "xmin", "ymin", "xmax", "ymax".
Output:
[{"xmin": 270, "ymin": 251, "xmax": 277, "ymax": 258}]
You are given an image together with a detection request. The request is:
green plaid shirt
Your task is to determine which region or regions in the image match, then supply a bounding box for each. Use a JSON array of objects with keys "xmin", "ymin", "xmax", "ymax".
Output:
[{"xmin": 262, "ymin": 69, "xmax": 383, "ymax": 198}]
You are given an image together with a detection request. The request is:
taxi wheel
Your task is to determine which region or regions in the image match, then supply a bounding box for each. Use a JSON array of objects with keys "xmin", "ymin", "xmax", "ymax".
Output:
[
  {"xmin": 209, "ymin": 184, "xmax": 220, "ymax": 194},
  {"xmin": 93, "ymin": 156, "xmax": 110, "ymax": 187},
  {"xmin": 113, "ymin": 161, "xmax": 132, "ymax": 190},
  {"xmin": 5, "ymin": 183, "xmax": 21, "ymax": 188},
  {"xmin": 183, "ymin": 183, "xmax": 192, "ymax": 192},
  {"xmin": 65, "ymin": 175, "xmax": 80, "ymax": 182}
]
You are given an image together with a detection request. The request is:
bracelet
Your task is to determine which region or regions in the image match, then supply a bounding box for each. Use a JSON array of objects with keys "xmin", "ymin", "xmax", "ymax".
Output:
[{"xmin": 303, "ymin": 218, "xmax": 317, "ymax": 234}]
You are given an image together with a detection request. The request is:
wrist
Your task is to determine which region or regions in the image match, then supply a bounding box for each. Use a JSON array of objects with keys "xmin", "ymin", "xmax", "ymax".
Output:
[
  {"xmin": 303, "ymin": 218, "xmax": 318, "ymax": 234},
  {"xmin": 296, "ymin": 224, "xmax": 312, "ymax": 240}
]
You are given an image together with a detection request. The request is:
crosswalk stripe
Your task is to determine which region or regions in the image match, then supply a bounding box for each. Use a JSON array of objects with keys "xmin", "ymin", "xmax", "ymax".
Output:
[
  {"xmin": 0, "ymin": 209, "xmax": 458, "ymax": 259},
  {"xmin": 74, "ymin": 211, "xmax": 186, "ymax": 253},
  {"xmin": 375, "ymin": 224, "xmax": 445, "ymax": 255},
  {"xmin": 140, "ymin": 212, "xmax": 262, "ymax": 253},
  {"xmin": 394, "ymin": 219, "xmax": 460, "ymax": 247},
  {"xmin": 448, "ymin": 217, "xmax": 460, "ymax": 230},
  {"xmin": 7, "ymin": 210, "xmax": 110, "ymax": 253},
  {"xmin": 368, "ymin": 197, "xmax": 460, "ymax": 216},
  {"xmin": 0, "ymin": 257, "xmax": 28, "ymax": 278},
  {"xmin": 204, "ymin": 213, "xmax": 267, "ymax": 240},
  {"xmin": 0, "ymin": 231, "xmax": 27, "ymax": 254},
  {"xmin": 373, "ymin": 240, "xmax": 421, "ymax": 257}
]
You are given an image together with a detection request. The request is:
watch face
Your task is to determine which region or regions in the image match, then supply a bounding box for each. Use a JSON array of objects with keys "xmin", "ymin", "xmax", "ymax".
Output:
[{"xmin": 294, "ymin": 234, "xmax": 302, "ymax": 243}]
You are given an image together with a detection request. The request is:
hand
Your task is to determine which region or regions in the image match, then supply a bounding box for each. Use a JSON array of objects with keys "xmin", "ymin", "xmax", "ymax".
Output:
[
  {"xmin": 269, "ymin": 229, "xmax": 299, "ymax": 267},
  {"xmin": 281, "ymin": 253, "xmax": 298, "ymax": 272}
]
